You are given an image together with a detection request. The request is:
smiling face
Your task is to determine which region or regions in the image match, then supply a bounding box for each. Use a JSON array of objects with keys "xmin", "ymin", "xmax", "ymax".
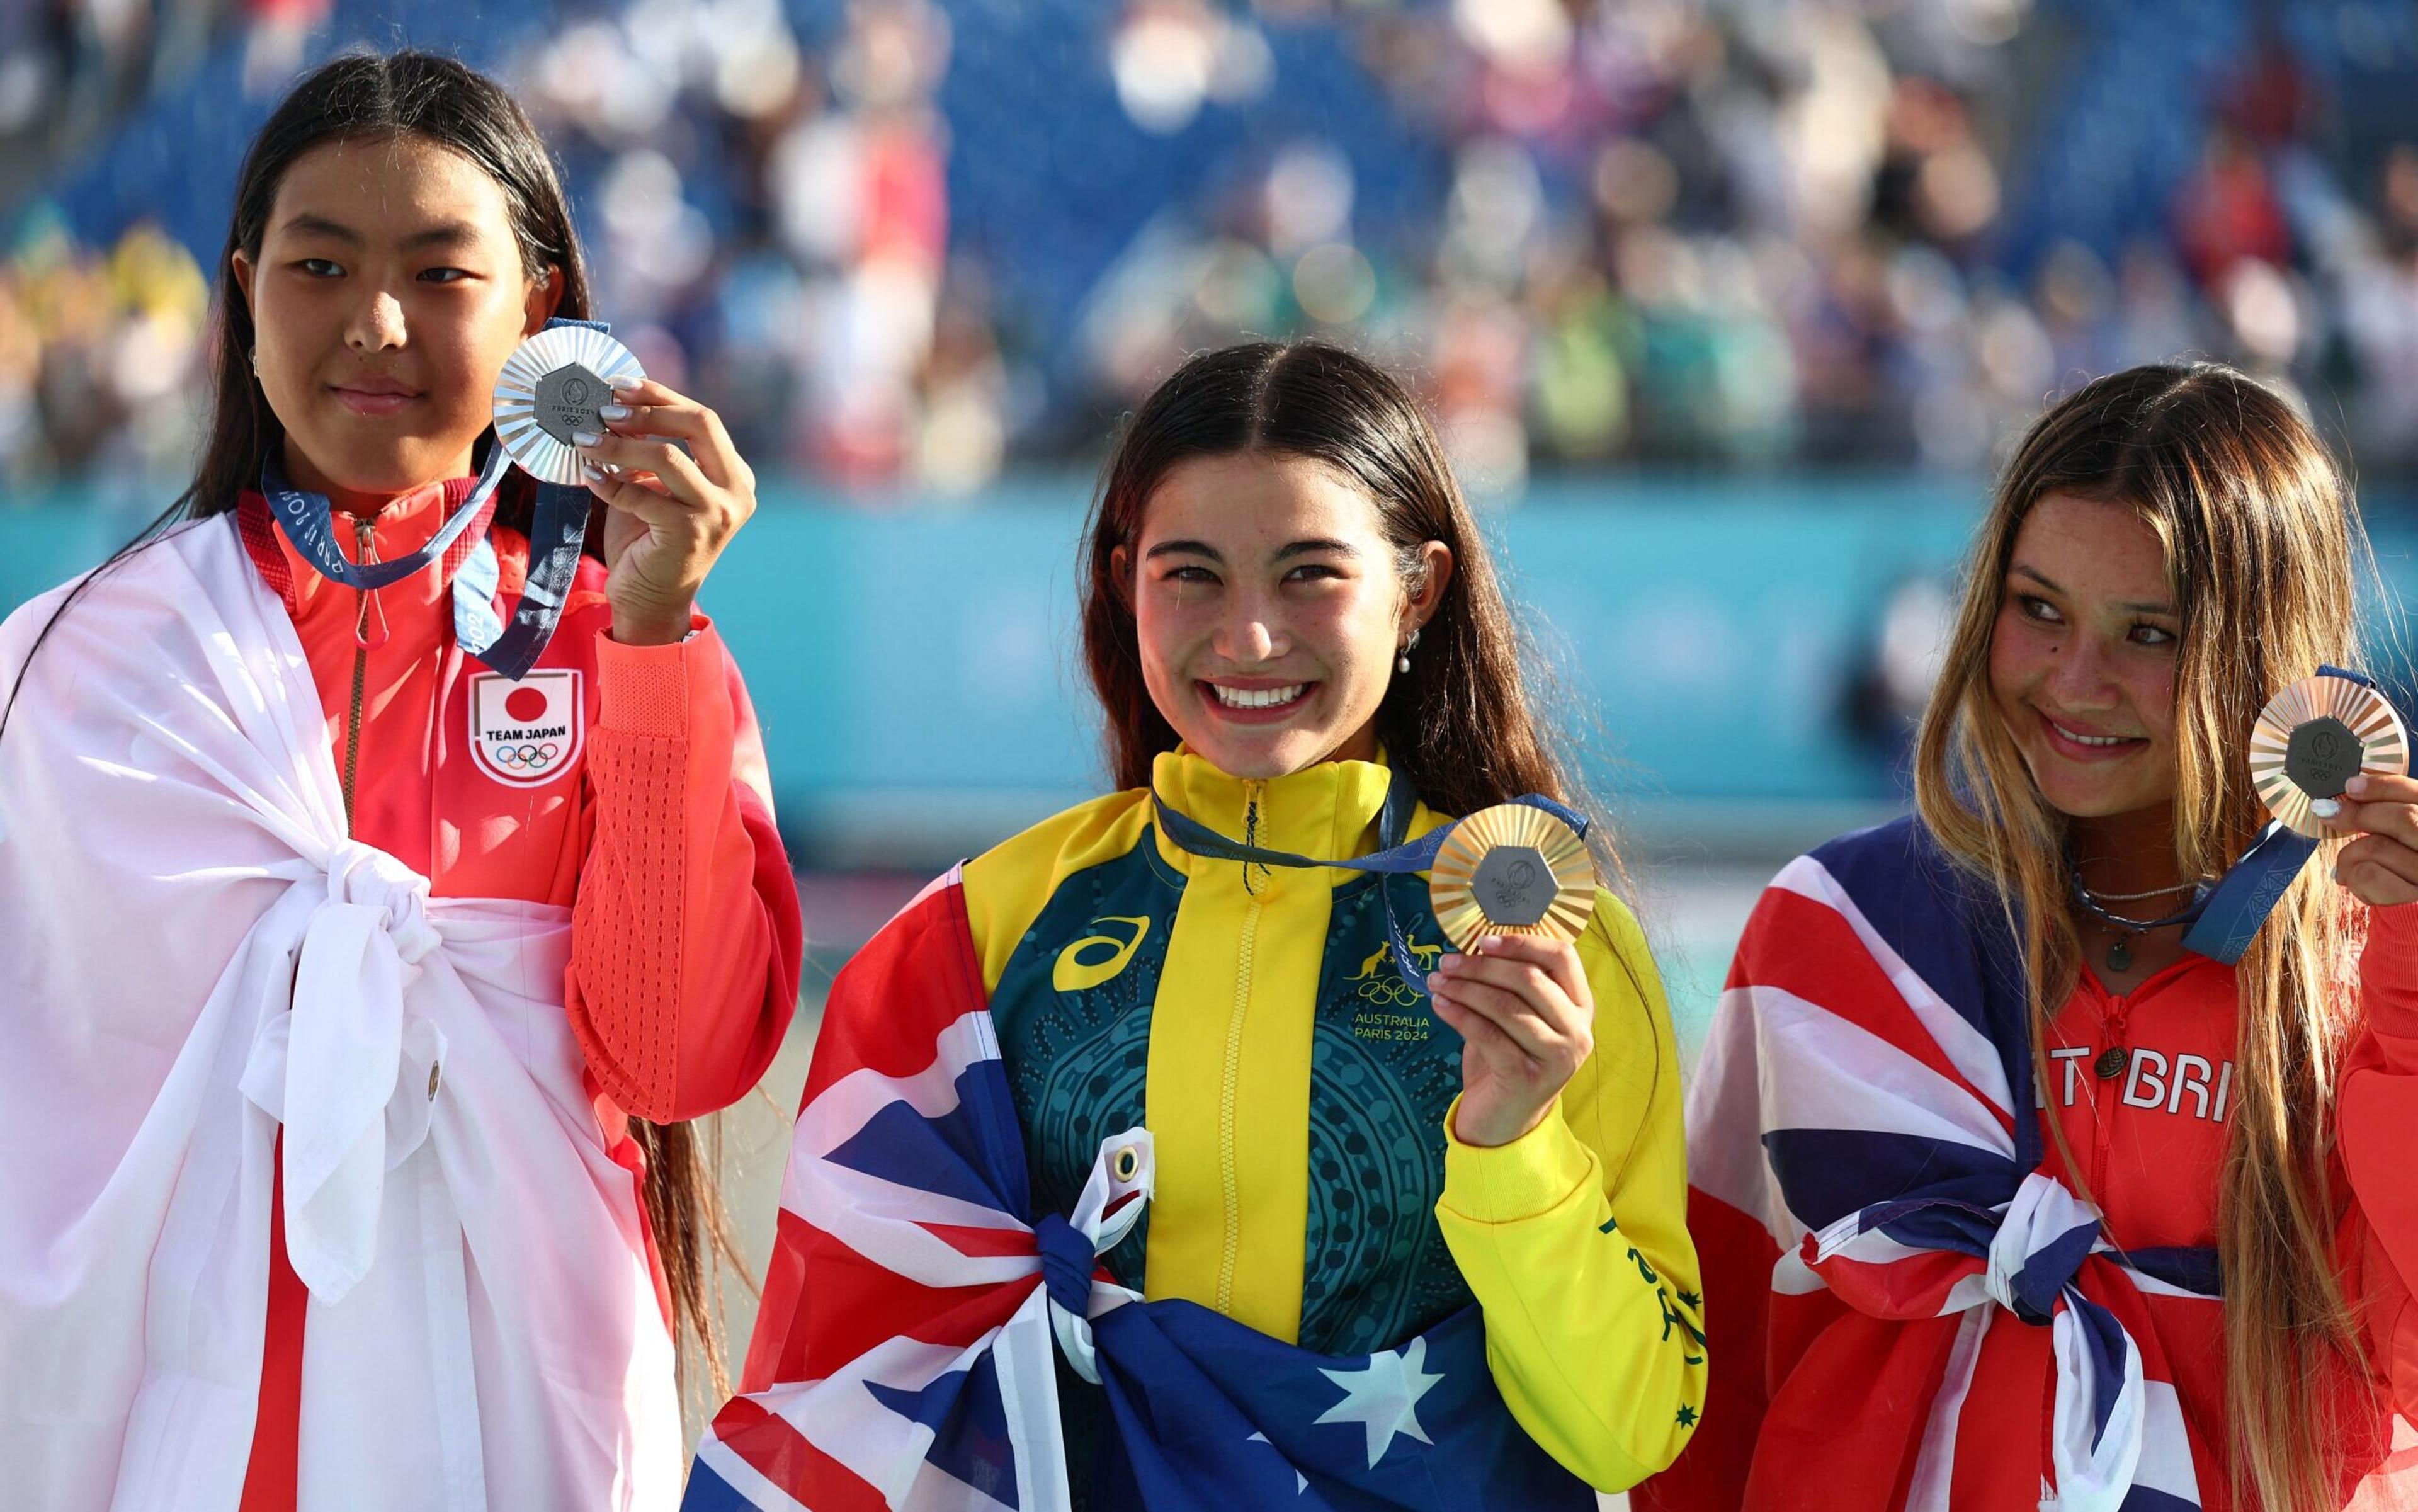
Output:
[
  {"xmin": 1986, "ymin": 491, "xmax": 2183, "ymax": 820},
  {"xmin": 1127, "ymin": 450, "xmax": 1450, "ymax": 781},
  {"xmin": 232, "ymin": 133, "xmax": 557, "ymax": 503}
]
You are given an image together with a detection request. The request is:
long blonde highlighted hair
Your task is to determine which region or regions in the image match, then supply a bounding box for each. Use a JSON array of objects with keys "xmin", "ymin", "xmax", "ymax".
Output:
[{"xmin": 1912, "ymin": 362, "xmax": 2373, "ymax": 1511}]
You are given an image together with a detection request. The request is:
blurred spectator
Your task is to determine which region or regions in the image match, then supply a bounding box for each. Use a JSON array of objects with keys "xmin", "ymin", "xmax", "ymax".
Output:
[
  {"xmin": 14, "ymin": 0, "xmax": 2418, "ymax": 497},
  {"xmin": 0, "ymin": 214, "xmax": 208, "ymax": 485}
]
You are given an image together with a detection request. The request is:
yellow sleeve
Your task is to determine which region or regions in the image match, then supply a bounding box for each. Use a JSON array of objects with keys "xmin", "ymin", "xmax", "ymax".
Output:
[{"xmin": 1433, "ymin": 890, "xmax": 1708, "ymax": 1492}]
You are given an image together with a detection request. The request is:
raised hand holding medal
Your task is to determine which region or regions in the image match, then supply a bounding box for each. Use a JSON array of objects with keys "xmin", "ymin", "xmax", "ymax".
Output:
[
  {"xmin": 496, "ymin": 324, "xmax": 757, "ymax": 647},
  {"xmin": 2249, "ymin": 671, "xmax": 2409, "ymax": 837},
  {"xmin": 2059, "ymin": 668, "xmax": 2417, "ymax": 979},
  {"xmin": 2254, "ymin": 670, "xmax": 2418, "ymax": 907},
  {"xmin": 1426, "ymin": 803, "xmax": 1603, "ymax": 1149}
]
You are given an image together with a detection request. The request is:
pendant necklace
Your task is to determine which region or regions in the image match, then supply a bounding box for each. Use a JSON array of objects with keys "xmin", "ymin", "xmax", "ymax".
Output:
[
  {"xmin": 2098, "ymin": 923, "xmax": 2143, "ymax": 974},
  {"xmin": 2068, "ymin": 872, "xmax": 2205, "ymax": 975}
]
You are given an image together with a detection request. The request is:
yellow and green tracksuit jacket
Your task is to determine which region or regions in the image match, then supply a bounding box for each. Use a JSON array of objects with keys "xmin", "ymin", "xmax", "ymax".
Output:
[{"xmin": 960, "ymin": 747, "xmax": 1709, "ymax": 1491}]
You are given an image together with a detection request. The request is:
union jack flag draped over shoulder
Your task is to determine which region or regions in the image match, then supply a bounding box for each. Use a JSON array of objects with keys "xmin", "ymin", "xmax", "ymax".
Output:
[
  {"xmin": 683, "ymin": 869, "xmax": 1594, "ymax": 1512},
  {"xmin": 1686, "ymin": 818, "xmax": 2218, "ymax": 1512}
]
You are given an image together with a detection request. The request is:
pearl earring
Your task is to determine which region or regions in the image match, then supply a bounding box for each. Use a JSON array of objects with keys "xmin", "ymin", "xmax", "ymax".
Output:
[{"xmin": 1396, "ymin": 627, "xmax": 1420, "ymax": 676}]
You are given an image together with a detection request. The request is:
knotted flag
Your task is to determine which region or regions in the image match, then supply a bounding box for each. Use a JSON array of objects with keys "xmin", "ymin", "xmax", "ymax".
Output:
[
  {"xmin": 1684, "ymin": 819, "xmax": 2215, "ymax": 1512},
  {"xmin": 684, "ymin": 870, "xmax": 1593, "ymax": 1512}
]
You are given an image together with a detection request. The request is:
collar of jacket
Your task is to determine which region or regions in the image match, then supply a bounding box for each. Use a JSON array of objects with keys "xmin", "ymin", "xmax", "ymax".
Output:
[
  {"xmin": 1147, "ymin": 745, "xmax": 1400, "ymax": 891},
  {"xmin": 234, "ymin": 473, "xmax": 496, "ymax": 621}
]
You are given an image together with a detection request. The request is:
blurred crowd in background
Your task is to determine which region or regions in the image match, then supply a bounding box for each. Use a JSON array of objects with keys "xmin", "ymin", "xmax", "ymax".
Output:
[{"xmin": 8, "ymin": 0, "xmax": 2418, "ymax": 499}]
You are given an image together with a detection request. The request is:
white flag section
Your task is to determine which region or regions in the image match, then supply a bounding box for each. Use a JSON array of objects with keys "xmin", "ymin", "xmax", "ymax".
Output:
[{"xmin": 0, "ymin": 516, "xmax": 679, "ymax": 1511}]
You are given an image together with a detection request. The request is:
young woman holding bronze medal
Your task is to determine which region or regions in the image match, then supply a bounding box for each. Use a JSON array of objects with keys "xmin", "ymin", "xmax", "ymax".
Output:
[
  {"xmin": 1643, "ymin": 363, "xmax": 2418, "ymax": 1512},
  {"xmin": 714, "ymin": 341, "xmax": 1705, "ymax": 1508},
  {"xmin": 0, "ymin": 52, "xmax": 802, "ymax": 1511}
]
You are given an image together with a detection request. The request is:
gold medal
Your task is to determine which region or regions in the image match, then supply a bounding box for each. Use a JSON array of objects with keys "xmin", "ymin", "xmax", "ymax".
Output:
[
  {"xmin": 2249, "ymin": 672, "xmax": 2409, "ymax": 837},
  {"xmin": 1427, "ymin": 803, "xmax": 1597, "ymax": 953}
]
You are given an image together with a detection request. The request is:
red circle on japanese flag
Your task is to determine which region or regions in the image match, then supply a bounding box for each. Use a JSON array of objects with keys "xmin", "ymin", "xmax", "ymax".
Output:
[{"xmin": 506, "ymin": 687, "xmax": 549, "ymax": 723}]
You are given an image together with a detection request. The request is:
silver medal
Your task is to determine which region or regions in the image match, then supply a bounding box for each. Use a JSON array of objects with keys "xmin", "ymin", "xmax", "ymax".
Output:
[{"xmin": 492, "ymin": 326, "xmax": 646, "ymax": 486}]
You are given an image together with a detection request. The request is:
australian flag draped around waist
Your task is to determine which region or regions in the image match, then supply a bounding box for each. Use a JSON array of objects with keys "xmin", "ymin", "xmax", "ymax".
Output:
[{"xmin": 684, "ymin": 870, "xmax": 1593, "ymax": 1512}]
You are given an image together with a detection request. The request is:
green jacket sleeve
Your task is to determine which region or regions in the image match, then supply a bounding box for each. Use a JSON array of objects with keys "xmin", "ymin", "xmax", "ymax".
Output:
[{"xmin": 1433, "ymin": 890, "xmax": 1709, "ymax": 1492}]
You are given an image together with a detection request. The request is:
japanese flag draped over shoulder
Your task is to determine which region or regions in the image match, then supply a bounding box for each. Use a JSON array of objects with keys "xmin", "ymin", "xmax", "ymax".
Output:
[
  {"xmin": 0, "ymin": 518, "xmax": 679, "ymax": 1510},
  {"xmin": 687, "ymin": 872, "xmax": 1594, "ymax": 1512},
  {"xmin": 1681, "ymin": 817, "xmax": 2215, "ymax": 1512}
]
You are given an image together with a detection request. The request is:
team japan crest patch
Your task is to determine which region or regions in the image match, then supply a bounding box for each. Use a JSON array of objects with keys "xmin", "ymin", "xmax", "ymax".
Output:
[{"xmin": 468, "ymin": 668, "xmax": 584, "ymax": 787}]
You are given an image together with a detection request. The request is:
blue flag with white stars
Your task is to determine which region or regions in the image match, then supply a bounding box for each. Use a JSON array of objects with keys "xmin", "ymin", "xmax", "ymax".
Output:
[
  {"xmin": 1081, "ymin": 1300, "xmax": 1596, "ymax": 1511},
  {"xmin": 683, "ymin": 877, "xmax": 1599, "ymax": 1512}
]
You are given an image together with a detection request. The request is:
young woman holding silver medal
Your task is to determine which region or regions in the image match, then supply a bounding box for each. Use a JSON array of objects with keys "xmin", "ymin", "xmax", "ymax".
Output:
[
  {"xmin": 0, "ymin": 52, "xmax": 801, "ymax": 1511},
  {"xmin": 1643, "ymin": 363, "xmax": 2418, "ymax": 1512},
  {"xmin": 715, "ymin": 341, "xmax": 1706, "ymax": 1508}
]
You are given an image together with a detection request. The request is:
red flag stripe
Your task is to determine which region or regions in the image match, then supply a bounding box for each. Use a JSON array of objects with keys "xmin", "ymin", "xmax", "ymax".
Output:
[
  {"xmin": 1735, "ymin": 885, "xmax": 2012, "ymax": 1132},
  {"xmin": 712, "ymin": 1394, "xmax": 890, "ymax": 1512}
]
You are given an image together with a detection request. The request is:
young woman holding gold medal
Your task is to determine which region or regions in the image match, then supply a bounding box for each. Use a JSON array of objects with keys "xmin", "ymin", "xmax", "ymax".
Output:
[
  {"xmin": 1644, "ymin": 363, "xmax": 2418, "ymax": 1512},
  {"xmin": 703, "ymin": 341, "xmax": 1706, "ymax": 1509},
  {"xmin": 0, "ymin": 52, "xmax": 802, "ymax": 1511}
]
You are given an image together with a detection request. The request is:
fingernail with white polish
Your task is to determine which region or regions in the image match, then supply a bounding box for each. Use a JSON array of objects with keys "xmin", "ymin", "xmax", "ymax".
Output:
[
  {"xmin": 598, "ymin": 404, "xmax": 632, "ymax": 421},
  {"xmin": 2311, "ymin": 797, "xmax": 2342, "ymax": 820},
  {"xmin": 572, "ymin": 429, "xmax": 603, "ymax": 448},
  {"xmin": 2347, "ymin": 775, "xmax": 2371, "ymax": 797}
]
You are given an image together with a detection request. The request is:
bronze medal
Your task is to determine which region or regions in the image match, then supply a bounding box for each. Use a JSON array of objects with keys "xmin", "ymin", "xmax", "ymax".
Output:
[{"xmin": 2249, "ymin": 673, "xmax": 2409, "ymax": 837}]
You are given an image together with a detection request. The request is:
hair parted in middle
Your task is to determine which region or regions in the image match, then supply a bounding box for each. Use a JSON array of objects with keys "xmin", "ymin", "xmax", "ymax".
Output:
[
  {"xmin": 1079, "ymin": 339, "xmax": 1594, "ymax": 838},
  {"xmin": 1912, "ymin": 360, "xmax": 2375, "ymax": 1512}
]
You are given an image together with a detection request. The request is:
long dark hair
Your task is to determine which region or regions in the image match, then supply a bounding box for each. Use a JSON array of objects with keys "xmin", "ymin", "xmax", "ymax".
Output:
[
  {"xmin": 1081, "ymin": 340, "xmax": 1587, "ymax": 827},
  {"xmin": 3, "ymin": 51, "xmax": 742, "ymax": 1400},
  {"xmin": 4, "ymin": 50, "xmax": 593, "ymax": 741}
]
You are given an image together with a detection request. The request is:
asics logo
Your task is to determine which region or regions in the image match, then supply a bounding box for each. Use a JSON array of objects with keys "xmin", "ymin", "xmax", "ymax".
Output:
[{"xmin": 1053, "ymin": 916, "xmax": 1152, "ymax": 992}]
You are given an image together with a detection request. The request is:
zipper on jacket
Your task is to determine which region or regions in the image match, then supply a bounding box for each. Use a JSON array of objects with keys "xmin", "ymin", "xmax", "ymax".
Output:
[
  {"xmin": 2088, "ymin": 990, "xmax": 2135, "ymax": 1197},
  {"xmin": 339, "ymin": 514, "xmax": 378, "ymax": 831},
  {"xmin": 1214, "ymin": 780, "xmax": 1267, "ymax": 1316}
]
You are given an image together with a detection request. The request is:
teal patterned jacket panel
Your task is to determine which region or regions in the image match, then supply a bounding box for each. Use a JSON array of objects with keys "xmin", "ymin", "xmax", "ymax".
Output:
[
  {"xmin": 1299, "ymin": 872, "xmax": 1472, "ymax": 1355},
  {"xmin": 987, "ymin": 841, "xmax": 1472, "ymax": 1356},
  {"xmin": 988, "ymin": 838, "xmax": 1181, "ymax": 1289}
]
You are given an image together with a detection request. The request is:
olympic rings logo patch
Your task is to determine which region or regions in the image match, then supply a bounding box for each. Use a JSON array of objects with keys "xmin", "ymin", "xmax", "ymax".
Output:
[
  {"xmin": 1355, "ymin": 975, "xmax": 1424, "ymax": 1008},
  {"xmin": 468, "ymin": 669, "xmax": 584, "ymax": 788}
]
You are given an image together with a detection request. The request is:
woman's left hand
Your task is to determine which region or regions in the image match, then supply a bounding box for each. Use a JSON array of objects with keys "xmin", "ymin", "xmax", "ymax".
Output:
[
  {"xmin": 1428, "ymin": 934, "xmax": 1594, "ymax": 1148},
  {"xmin": 2324, "ymin": 772, "xmax": 2418, "ymax": 907},
  {"xmin": 576, "ymin": 378, "xmax": 758, "ymax": 646}
]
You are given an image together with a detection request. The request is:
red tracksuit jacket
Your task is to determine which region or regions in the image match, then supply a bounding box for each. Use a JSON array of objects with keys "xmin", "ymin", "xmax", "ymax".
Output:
[
  {"xmin": 226, "ymin": 477, "xmax": 803, "ymax": 1509},
  {"xmin": 1640, "ymin": 890, "xmax": 2418, "ymax": 1511}
]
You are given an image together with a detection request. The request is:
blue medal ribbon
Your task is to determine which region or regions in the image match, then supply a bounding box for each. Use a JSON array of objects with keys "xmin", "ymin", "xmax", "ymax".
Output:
[
  {"xmin": 1150, "ymin": 766, "xmax": 1590, "ymax": 989},
  {"xmin": 257, "ymin": 316, "xmax": 608, "ymax": 681},
  {"xmin": 2066, "ymin": 664, "xmax": 2378, "ymax": 966},
  {"xmin": 2175, "ymin": 821, "xmax": 2322, "ymax": 964}
]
